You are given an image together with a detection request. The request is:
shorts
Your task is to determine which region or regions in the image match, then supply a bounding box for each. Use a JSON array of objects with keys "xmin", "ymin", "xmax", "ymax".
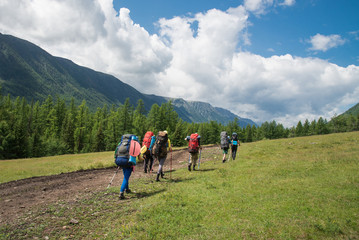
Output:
[{"xmin": 222, "ymin": 148, "xmax": 229, "ymax": 154}]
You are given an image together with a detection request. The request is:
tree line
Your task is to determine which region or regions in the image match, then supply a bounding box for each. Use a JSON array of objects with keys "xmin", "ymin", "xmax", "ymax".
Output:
[{"xmin": 1, "ymin": 92, "xmax": 358, "ymax": 160}]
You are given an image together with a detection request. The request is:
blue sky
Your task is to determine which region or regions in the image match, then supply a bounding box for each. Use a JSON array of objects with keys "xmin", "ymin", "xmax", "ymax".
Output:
[
  {"xmin": 114, "ymin": 0, "xmax": 359, "ymax": 67},
  {"xmin": 0, "ymin": 0, "xmax": 358, "ymax": 126}
]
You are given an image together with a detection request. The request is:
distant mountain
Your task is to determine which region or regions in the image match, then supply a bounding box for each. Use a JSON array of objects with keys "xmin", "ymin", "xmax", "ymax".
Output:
[
  {"xmin": 168, "ymin": 98, "xmax": 255, "ymax": 127},
  {"xmin": 0, "ymin": 33, "xmax": 256, "ymax": 126}
]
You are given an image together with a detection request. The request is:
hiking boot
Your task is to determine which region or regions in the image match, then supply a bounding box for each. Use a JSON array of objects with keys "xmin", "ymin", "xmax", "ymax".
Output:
[
  {"xmin": 161, "ymin": 171, "xmax": 164, "ymax": 178},
  {"xmin": 193, "ymin": 165, "xmax": 196, "ymax": 171},
  {"xmin": 125, "ymin": 189, "xmax": 131, "ymax": 194},
  {"xmin": 188, "ymin": 165, "xmax": 192, "ymax": 171},
  {"xmin": 156, "ymin": 174, "xmax": 160, "ymax": 182},
  {"xmin": 119, "ymin": 192, "xmax": 125, "ymax": 199},
  {"xmin": 222, "ymin": 159, "xmax": 226, "ymax": 163}
]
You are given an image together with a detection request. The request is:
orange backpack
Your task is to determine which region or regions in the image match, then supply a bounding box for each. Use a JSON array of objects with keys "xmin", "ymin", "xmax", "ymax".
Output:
[
  {"xmin": 142, "ymin": 131, "xmax": 154, "ymax": 148},
  {"xmin": 188, "ymin": 133, "xmax": 199, "ymax": 153}
]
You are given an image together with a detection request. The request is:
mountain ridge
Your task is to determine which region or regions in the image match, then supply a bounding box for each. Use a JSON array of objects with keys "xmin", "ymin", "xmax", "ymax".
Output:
[{"xmin": 0, "ymin": 33, "xmax": 256, "ymax": 126}]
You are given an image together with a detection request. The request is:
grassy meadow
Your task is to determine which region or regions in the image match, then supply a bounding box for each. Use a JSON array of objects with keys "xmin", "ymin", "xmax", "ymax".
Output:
[
  {"xmin": 0, "ymin": 151, "xmax": 115, "ymax": 184},
  {"xmin": 0, "ymin": 147, "xmax": 187, "ymax": 184},
  {"xmin": 1, "ymin": 132, "xmax": 358, "ymax": 239}
]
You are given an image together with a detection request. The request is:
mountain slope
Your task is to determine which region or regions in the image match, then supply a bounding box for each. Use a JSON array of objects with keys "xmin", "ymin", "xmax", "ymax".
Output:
[
  {"xmin": 0, "ymin": 33, "xmax": 156, "ymax": 110},
  {"xmin": 0, "ymin": 33, "xmax": 256, "ymax": 125},
  {"xmin": 168, "ymin": 98, "xmax": 255, "ymax": 127},
  {"xmin": 342, "ymin": 103, "xmax": 359, "ymax": 116}
]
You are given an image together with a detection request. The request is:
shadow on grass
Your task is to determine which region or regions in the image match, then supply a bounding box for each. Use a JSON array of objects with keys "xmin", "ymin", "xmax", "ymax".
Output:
[
  {"xmin": 195, "ymin": 168, "xmax": 216, "ymax": 172},
  {"xmin": 134, "ymin": 189, "xmax": 166, "ymax": 199},
  {"xmin": 167, "ymin": 177, "xmax": 194, "ymax": 183},
  {"xmin": 145, "ymin": 176, "xmax": 195, "ymax": 184}
]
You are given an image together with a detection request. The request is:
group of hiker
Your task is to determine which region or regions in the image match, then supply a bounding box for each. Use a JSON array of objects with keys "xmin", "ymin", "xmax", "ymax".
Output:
[{"xmin": 113, "ymin": 130, "xmax": 240, "ymax": 199}]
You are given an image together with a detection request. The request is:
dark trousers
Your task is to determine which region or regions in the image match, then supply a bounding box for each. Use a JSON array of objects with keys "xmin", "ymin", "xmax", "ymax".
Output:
[
  {"xmin": 231, "ymin": 146, "xmax": 238, "ymax": 160},
  {"xmin": 143, "ymin": 150, "xmax": 154, "ymax": 172}
]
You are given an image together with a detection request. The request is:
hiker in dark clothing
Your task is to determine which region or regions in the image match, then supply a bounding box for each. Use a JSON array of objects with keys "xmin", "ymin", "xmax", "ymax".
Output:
[
  {"xmin": 142, "ymin": 131, "xmax": 156, "ymax": 173},
  {"xmin": 220, "ymin": 131, "xmax": 230, "ymax": 163},
  {"xmin": 152, "ymin": 130, "xmax": 172, "ymax": 182},
  {"xmin": 231, "ymin": 132, "xmax": 240, "ymax": 160},
  {"xmin": 185, "ymin": 133, "xmax": 202, "ymax": 171}
]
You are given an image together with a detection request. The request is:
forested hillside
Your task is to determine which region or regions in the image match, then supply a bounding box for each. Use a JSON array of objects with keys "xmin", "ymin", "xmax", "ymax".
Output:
[{"xmin": 1, "ymin": 93, "xmax": 358, "ymax": 160}]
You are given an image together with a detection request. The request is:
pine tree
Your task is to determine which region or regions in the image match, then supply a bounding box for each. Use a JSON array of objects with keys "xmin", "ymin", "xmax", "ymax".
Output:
[
  {"xmin": 296, "ymin": 121, "xmax": 304, "ymax": 137},
  {"xmin": 303, "ymin": 119, "xmax": 310, "ymax": 136},
  {"xmin": 132, "ymin": 99, "xmax": 147, "ymax": 139},
  {"xmin": 29, "ymin": 101, "xmax": 44, "ymax": 157},
  {"xmin": 317, "ymin": 117, "xmax": 329, "ymax": 135},
  {"xmin": 147, "ymin": 103, "xmax": 161, "ymax": 133},
  {"xmin": 172, "ymin": 120, "xmax": 186, "ymax": 147},
  {"xmin": 74, "ymin": 100, "xmax": 89, "ymax": 153},
  {"xmin": 245, "ymin": 124, "xmax": 253, "ymax": 142},
  {"xmin": 104, "ymin": 107, "xmax": 121, "ymax": 150},
  {"xmin": 119, "ymin": 98, "xmax": 133, "ymax": 134}
]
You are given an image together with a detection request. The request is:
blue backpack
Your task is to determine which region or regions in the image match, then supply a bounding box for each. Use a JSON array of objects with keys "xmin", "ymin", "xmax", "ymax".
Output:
[
  {"xmin": 114, "ymin": 134, "xmax": 135, "ymax": 167},
  {"xmin": 232, "ymin": 133, "xmax": 238, "ymax": 146}
]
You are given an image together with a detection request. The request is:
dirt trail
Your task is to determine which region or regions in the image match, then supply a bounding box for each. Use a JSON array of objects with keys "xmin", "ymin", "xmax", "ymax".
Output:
[{"xmin": 0, "ymin": 146, "xmax": 218, "ymax": 224}]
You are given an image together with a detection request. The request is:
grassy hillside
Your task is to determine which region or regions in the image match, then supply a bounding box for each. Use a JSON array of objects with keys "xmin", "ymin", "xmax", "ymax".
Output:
[{"xmin": 1, "ymin": 132, "xmax": 358, "ymax": 239}]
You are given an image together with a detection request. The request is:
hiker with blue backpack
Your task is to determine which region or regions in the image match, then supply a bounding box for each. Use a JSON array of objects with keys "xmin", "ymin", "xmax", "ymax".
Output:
[
  {"xmin": 114, "ymin": 134, "xmax": 141, "ymax": 199},
  {"xmin": 185, "ymin": 133, "xmax": 202, "ymax": 171},
  {"xmin": 231, "ymin": 132, "xmax": 240, "ymax": 160},
  {"xmin": 152, "ymin": 130, "xmax": 172, "ymax": 182},
  {"xmin": 220, "ymin": 131, "xmax": 231, "ymax": 163}
]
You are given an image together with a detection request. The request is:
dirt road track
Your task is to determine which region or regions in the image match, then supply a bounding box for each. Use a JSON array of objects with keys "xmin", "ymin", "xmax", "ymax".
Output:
[{"xmin": 0, "ymin": 146, "xmax": 218, "ymax": 224}]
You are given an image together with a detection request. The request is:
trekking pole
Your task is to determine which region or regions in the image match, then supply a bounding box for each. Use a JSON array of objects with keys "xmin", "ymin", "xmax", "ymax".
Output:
[
  {"xmin": 107, "ymin": 166, "xmax": 120, "ymax": 189},
  {"xmin": 198, "ymin": 149, "xmax": 201, "ymax": 170},
  {"xmin": 170, "ymin": 148, "xmax": 172, "ymax": 180}
]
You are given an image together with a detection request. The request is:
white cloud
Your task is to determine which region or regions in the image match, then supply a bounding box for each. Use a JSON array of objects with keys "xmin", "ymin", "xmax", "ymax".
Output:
[
  {"xmin": 0, "ymin": 0, "xmax": 172, "ymax": 89},
  {"xmin": 244, "ymin": 0, "xmax": 274, "ymax": 15},
  {"xmin": 349, "ymin": 30, "xmax": 359, "ymax": 41},
  {"xmin": 0, "ymin": 0, "xmax": 358, "ymax": 128},
  {"xmin": 225, "ymin": 54, "xmax": 359, "ymax": 126},
  {"xmin": 309, "ymin": 33, "xmax": 346, "ymax": 52},
  {"xmin": 279, "ymin": 0, "xmax": 296, "ymax": 6},
  {"xmin": 243, "ymin": 0, "xmax": 294, "ymax": 15}
]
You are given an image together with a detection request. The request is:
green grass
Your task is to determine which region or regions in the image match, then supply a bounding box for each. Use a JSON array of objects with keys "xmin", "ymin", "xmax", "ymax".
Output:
[
  {"xmin": 0, "ymin": 146, "xmax": 188, "ymax": 184},
  {"xmin": 0, "ymin": 151, "xmax": 115, "ymax": 184},
  {"xmin": 1, "ymin": 132, "xmax": 358, "ymax": 239}
]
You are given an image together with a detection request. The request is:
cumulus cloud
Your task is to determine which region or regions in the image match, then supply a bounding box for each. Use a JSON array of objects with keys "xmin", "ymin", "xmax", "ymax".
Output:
[
  {"xmin": 243, "ymin": 0, "xmax": 294, "ymax": 15},
  {"xmin": 224, "ymin": 54, "xmax": 359, "ymax": 125},
  {"xmin": 309, "ymin": 33, "xmax": 346, "ymax": 52},
  {"xmin": 279, "ymin": 0, "xmax": 296, "ymax": 6},
  {"xmin": 0, "ymin": 0, "xmax": 358, "ymax": 127},
  {"xmin": 244, "ymin": 0, "xmax": 274, "ymax": 15},
  {"xmin": 0, "ymin": 0, "xmax": 172, "ymax": 89}
]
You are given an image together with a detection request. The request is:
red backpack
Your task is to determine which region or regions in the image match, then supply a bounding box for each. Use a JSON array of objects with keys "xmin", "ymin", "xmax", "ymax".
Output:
[
  {"xmin": 142, "ymin": 131, "xmax": 154, "ymax": 148},
  {"xmin": 188, "ymin": 133, "xmax": 199, "ymax": 153}
]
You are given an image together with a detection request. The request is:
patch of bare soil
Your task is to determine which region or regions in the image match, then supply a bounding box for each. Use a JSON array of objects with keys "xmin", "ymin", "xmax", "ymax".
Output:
[{"xmin": 0, "ymin": 146, "xmax": 218, "ymax": 224}]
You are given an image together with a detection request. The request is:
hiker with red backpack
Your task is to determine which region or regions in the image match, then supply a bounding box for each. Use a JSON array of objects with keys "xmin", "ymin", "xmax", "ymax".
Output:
[
  {"xmin": 142, "ymin": 131, "xmax": 156, "ymax": 173},
  {"xmin": 185, "ymin": 133, "xmax": 201, "ymax": 171},
  {"xmin": 152, "ymin": 130, "xmax": 172, "ymax": 182},
  {"xmin": 114, "ymin": 134, "xmax": 141, "ymax": 199},
  {"xmin": 220, "ymin": 131, "xmax": 231, "ymax": 163}
]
